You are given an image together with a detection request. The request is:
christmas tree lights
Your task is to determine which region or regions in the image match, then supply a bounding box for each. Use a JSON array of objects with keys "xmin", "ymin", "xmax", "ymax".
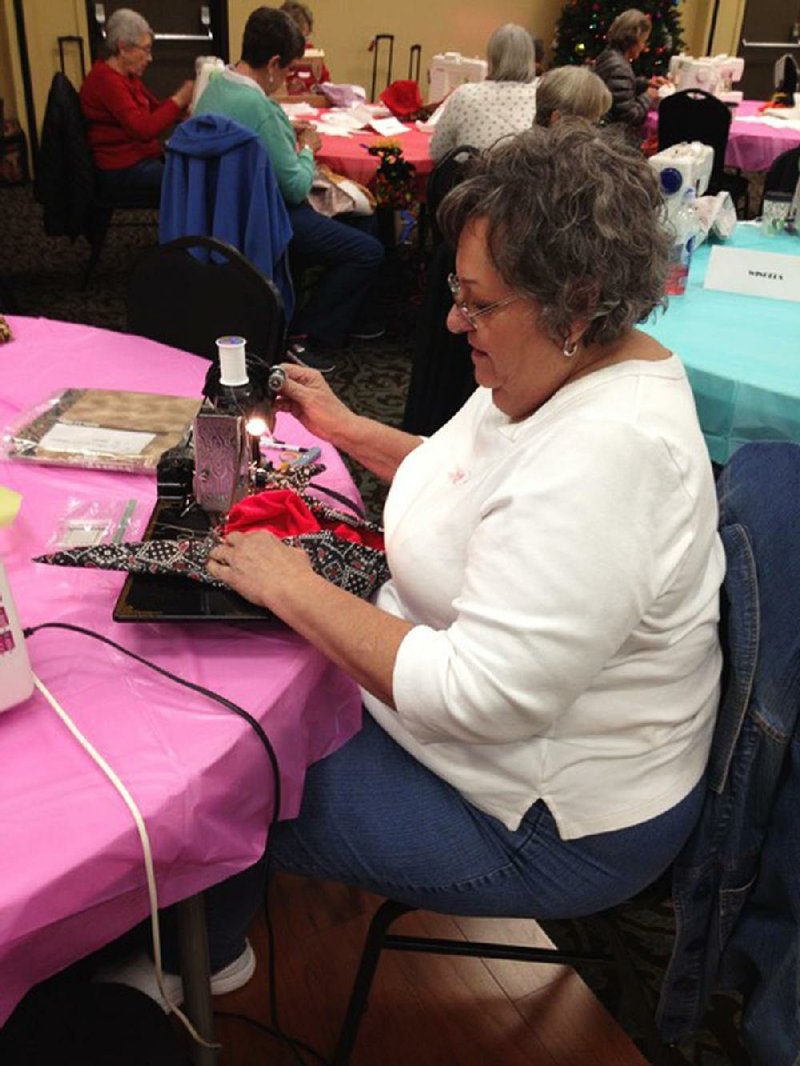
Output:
[{"xmin": 552, "ymin": 0, "xmax": 684, "ymax": 78}]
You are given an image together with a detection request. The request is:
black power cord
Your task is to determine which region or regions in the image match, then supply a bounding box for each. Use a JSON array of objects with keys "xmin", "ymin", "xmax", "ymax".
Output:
[{"xmin": 24, "ymin": 621, "xmax": 332, "ymax": 1066}]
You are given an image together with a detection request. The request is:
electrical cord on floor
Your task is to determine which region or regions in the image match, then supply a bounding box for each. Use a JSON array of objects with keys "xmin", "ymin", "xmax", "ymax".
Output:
[
  {"xmin": 214, "ymin": 1011, "xmax": 329, "ymax": 1065},
  {"xmin": 29, "ymin": 670, "xmax": 218, "ymax": 1052},
  {"xmin": 24, "ymin": 622, "xmax": 333, "ymax": 1066}
]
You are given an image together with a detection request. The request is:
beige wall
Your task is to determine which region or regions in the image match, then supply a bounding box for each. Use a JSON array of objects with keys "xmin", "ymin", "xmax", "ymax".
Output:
[
  {"xmin": 1, "ymin": 0, "xmax": 21, "ymax": 123},
  {"xmin": 1, "ymin": 0, "xmax": 747, "ymax": 149},
  {"xmin": 230, "ymin": 0, "xmax": 562, "ymax": 94},
  {"xmin": 0, "ymin": 0, "xmax": 88, "ymax": 140}
]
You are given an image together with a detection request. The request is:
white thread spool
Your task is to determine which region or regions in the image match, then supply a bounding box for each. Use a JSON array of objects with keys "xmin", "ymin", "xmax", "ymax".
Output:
[{"xmin": 216, "ymin": 336, "xmax": 248, "ymax": 386}]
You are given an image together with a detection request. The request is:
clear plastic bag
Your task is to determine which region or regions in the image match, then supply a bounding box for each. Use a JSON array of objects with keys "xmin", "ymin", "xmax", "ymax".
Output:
[
  {"xmin": 2, "ymin": 388, "xmax": 200, "ymax": 474},
  {"xmin": 47, "ymin": 498, "xmax": 143, "ymax": 550}
]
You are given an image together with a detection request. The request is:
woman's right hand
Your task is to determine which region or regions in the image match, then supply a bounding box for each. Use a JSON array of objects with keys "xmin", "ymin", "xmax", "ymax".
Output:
[
  {"xmin": 172, "ymin": 80, "xmax": 195, "ymax": 110},
  {"xmin": 297, "ymin": 127, "xmax": 322, "ymax": 154},
  {"xmin": 273, "ymin": 362, "xmax": 357, "ymax": 445}
]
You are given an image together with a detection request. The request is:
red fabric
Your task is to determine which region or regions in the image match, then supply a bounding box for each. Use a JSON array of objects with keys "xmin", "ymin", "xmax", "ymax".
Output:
[
  {"xmin": 79, "ymin": 60, "xmax": 182, "ymax": 170},
  {"xmin": 224, "ymin": 489, "xmax": 385, "ymax": 549},
  {"xmin": 379, "ymin": 80, "xmax": 424, "ymax": 118}
]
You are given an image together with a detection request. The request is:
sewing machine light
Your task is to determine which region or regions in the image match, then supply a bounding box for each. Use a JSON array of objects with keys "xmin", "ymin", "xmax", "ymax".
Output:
[{"xmin": 245, "ymin": 415, "xmax": 269, "ymax": 438}]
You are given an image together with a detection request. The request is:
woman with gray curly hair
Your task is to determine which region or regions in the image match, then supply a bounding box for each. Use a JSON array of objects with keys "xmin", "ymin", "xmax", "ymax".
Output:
[
  {"xmin": 189, "ymin": 120, "xmax": 724, "ymax": 986},
  {"xmin": 79, "ymin": 7, "xmax": 194, "ymax": 199},
  {"xmin": 430, "ymin": 24, "xmax": 539, "ymax": 161}
]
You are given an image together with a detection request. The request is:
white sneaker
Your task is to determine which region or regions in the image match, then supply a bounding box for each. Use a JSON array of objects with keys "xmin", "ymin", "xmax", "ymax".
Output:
[{"xmin": 94, "ymin": 940, "xmax": 256, "ymax": 1011}]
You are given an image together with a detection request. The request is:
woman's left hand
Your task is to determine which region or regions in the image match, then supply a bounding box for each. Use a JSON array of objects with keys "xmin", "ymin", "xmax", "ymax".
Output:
[{"xmin": 207, "ymin": 531, "xmax": 312, "ymax": 609}]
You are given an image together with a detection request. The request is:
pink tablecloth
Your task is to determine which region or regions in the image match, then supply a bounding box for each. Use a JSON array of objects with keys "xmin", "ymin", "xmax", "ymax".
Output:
[
  {"xmin": 313, "ymin": 111, "xmax": 433, "ymax": 198},
  {"xmin": 0, "ymin": 317, "xmax": 362, "ymax": 1024},
  {"xmin": 646, "ymin": 98, "xmax": 800, "ymax": 172}
]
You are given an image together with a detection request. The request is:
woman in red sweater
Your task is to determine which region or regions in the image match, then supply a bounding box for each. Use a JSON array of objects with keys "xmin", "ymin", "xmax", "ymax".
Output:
[{"xmin": 79, "ymin": 7, "xmax": 194, "ymax": 200}]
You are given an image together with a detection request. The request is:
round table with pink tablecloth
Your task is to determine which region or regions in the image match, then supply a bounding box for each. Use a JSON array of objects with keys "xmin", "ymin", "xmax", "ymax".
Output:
[{"xmin": 646, "ymin": 98, "xmax": 800, "ymax": 172}]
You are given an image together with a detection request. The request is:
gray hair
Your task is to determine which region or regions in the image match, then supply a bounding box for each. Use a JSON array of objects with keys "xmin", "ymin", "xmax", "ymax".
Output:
[
  {"xmin": 438, "ymin": 120, "xmax": 669, "ymax": 347},
  {"xmin": 106, "ymin": 8, "xmax": 152, "ymax": 53},
  {"xmin": 487, "ymin": 24, "xmax": 536, "ymax": 83},
  {"xmin": 606, "ymin": 9, "xmax": 651, "ymax": 52},
  {"xmin": 534, "ymin": 66, "xmax": 612, "ymax": 126}
]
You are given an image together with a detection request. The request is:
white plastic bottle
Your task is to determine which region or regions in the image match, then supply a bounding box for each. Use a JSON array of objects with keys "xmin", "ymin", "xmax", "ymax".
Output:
[
  {"xmin": 0, "ymin": 556, "xmax": 34, "ymax": 713},
  {"xmin": 665, "ymin": 188, "xmax": 699, "ymax": 297}
]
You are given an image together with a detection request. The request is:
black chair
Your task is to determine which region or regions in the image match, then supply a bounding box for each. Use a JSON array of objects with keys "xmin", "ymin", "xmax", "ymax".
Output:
[
  {"xmin": 402, "ymin": 146, "xmax": 482, "ymax": 436},
  {"xmin": 127, "ymin": 235, "xmax": 286, "ymax": 365},
  {"xmin": 332, "ymin": 442, "xmax": 800, "ymax": 1066},
  {"xmin": 35, "ymin": 72, "xmax": 158, "ymax": 286},
  {"xmin": 425, "ymin": 143, "xmax": 482, "ymax": 247},
  {"xmin": 657, "ymin": 89, "xmax": 750, "ymax": 214},
  {"xmin": 760, "ymin": 145, "xmax": 800, "ymax": 214}
]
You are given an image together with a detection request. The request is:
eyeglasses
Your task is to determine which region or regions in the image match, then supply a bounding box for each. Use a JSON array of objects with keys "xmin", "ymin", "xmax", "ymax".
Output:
[
  {"xmin": 129, "ymin": 41, "xmax": 153, "ymax": 55},
  {"xmin": 447, "ymin": 273, "xmax": 518, "ymax": 329}
]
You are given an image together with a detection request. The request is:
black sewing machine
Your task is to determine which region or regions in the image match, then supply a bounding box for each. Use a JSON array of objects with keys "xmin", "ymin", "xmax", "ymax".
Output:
[{"xmin": 114, "ymin": 342, "xmax": 288, "ymax": 623}]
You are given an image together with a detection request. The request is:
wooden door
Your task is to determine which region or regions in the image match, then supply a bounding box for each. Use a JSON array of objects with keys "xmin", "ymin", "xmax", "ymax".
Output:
[
  {"xmin": 86, "ymin": 0, "xmax": 229, "ymax": 100},
  {"xmin": 737, "ymin": 0, "xmax": 800, "ymax": 100}
]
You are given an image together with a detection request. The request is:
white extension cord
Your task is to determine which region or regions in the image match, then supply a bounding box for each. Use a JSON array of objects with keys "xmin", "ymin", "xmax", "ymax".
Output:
[{"xmin": 32, "ymin": 673, "xmax": 219, "ymax": 1050}]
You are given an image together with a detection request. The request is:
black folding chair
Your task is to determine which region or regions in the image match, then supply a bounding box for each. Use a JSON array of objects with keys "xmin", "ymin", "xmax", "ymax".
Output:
[
  {"xmin": 760, "ymin": 145, "xmax": 800, "ymax": 214},
  {"xmin": 35, "ymin": 72, "xmax": 159, "ymax": 287},
  {"xmin": 658, "ymin": 89, "xmax": 750, "ymax": 214},
  {"xmin": 126, "ymin": 235, "xmax": 286, "ymax": 365}
]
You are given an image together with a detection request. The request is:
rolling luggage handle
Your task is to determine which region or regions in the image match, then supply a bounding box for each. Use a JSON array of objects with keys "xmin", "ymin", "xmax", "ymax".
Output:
[
  {"xmin": 369, "ymin": 34, "xmax": 394, "ymax": 101},
  {"xmin": 408, "ymin": 44, "xmax": 421, "ymax": 83}
]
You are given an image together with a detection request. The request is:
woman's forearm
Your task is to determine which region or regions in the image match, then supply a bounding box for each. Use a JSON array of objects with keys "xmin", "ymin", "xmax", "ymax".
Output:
[
  {"xmin": 267, "ymin": 570, "xmax": 412, "ymax": 706},
  {"xmin": 332, "ymin": 414, "xmax": 422, "ymax": 482}
]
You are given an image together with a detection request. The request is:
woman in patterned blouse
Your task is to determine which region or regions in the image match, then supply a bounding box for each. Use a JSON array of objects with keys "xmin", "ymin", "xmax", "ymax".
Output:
[{"xmin": 430, "ymin": 25, "xmax": 538, "ymax": 161}]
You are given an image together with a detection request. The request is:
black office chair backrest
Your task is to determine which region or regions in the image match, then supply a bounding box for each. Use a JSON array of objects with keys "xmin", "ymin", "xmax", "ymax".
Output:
[
  {"xmin": 761, "ymin": 145, "xmax": 800, "ymax": 212},
  {"xmin": 426, "ymin": 144, "xmax": 482, "ymax": 244},
  {"xmin": 127, "ymin": 235, "xmax": 286, "ymax": 364},
  {"xmin": 658, "ymin": 89, "xmax": 732, "ymax": 195}
]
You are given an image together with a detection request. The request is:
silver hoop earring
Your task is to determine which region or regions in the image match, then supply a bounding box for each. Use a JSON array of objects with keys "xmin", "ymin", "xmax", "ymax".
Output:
[{"xmin": 562, "ymin": 337, "xmax": 579, "ymax": 358}]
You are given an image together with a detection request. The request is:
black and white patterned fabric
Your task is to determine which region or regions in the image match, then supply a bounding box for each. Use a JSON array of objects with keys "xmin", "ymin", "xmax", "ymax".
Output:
[{"xmin": 34, "ymin": 493, "xmax": 390, "ymax": 600}]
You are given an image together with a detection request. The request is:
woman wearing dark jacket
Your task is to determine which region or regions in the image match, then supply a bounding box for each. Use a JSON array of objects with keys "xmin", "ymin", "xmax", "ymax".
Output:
[{"xmin": 593, "ymin": 9, "xmax": 666, "ymax": 134}]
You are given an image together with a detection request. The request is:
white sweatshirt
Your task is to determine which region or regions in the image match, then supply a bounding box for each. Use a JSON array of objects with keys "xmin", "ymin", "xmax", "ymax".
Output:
[{"xmin": 363, "ymin": 355, "xmax": 725, "ymax": 839}]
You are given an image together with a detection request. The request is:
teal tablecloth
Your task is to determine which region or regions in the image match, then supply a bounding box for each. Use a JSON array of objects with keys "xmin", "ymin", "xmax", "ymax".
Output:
[{"xmin": 643, "ymin": 224, "xmax": 800, "ymax": 463}]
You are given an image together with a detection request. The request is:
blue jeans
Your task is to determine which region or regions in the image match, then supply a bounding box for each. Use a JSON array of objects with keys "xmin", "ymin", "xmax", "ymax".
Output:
[
  {"xmin": 198, "ymin": 712, "xmax": 704, "ymax": 969},
  {"xmin": 287, "ymin": 204, "xmax": 384, "ymax": 347},
  {"xmin": 95, "ymin": 158, "xmax": 164, "ymax": 207}
]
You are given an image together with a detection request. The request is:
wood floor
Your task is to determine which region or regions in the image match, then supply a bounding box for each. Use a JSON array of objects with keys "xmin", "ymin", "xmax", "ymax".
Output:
[{"xmin": 208, "ymin": 872, "xmax": 647, "ymax": 1066}]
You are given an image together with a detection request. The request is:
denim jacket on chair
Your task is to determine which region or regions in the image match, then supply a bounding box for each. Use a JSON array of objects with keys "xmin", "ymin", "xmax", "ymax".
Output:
[{"xmin": 657, "ymin": 442, "xmax": 800, "ymax": 1065}]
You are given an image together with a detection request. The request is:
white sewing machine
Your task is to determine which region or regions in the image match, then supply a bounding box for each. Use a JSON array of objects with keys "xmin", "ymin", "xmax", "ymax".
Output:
[
  {"xmin": 428, "ymin": 52, "xmax": 487, "ymax": 103},
  {"xmin": 649, "ymin": 142, "xmax": 714, "ymax": 221},
  {"xmin": 668, "ymin": 53, "xmax": 745, "ymax": 106}
]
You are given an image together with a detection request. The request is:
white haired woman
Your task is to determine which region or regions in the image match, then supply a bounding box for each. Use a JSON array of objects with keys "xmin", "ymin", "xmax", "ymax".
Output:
[
  {"xmin": 430, "ymin": 24, "xmax": 539, "ymax": 161},
  {"xmin": 79, "ymin": 7, "xmax": 194, "ymax": 199}
]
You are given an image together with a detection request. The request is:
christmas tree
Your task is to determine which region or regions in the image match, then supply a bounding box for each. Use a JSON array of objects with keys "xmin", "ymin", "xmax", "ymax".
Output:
[{"xmin": 552, "ymin": 0, "xmax": 684, "ymax": 78}]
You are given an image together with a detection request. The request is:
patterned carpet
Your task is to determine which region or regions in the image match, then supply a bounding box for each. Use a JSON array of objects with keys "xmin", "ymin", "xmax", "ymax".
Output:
[{"xmin": 0, "ymin": 183, "xmax": 745, "ymax": 1064}]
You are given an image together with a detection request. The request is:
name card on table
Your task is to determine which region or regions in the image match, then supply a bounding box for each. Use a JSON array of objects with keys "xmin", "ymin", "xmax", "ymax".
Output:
[{"xmin": 704, "ymin": 246, "xmax": 800, "ymax": 303}]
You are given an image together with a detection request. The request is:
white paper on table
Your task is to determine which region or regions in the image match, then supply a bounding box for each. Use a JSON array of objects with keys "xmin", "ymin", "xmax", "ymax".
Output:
[
  {"xmin": 735, "ymin": 115, "xmax": 800, "ymax": 130},
  {"xmin": 281, "ymin": 102, "xmax": 318, "ymax": 119},
  {"xmin": 38, "ymin": 422, "xmax": 156, "ymax": 456},
  {"xmin": 704, "ymin": 246, "xmax": 800, "ymax": 303},
  {"xmin": 320, "ymin": 110, "xmax": 368, "ymax": 131},
  {"xmin": 313, "ymin": 122, "xmax": 353, "ymax": 137},
  {"xmin": 368, "ymin": 117, "xmax": 410, "ymax": 136},
  {"xmin": 416, "ymin": 101, "xmax": 448, "ymax": 133}
]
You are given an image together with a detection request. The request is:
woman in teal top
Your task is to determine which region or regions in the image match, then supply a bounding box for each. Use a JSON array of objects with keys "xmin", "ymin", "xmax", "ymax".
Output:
[{"xmin": 195, "ymin": 7, "xmax": 384, "ymax": 371}]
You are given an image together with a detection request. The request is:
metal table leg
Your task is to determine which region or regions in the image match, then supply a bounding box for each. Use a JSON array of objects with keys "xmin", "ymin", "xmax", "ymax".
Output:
[{"xmin": 176, "ymin": 893, "xmax": 219, "ymax": 1066}]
